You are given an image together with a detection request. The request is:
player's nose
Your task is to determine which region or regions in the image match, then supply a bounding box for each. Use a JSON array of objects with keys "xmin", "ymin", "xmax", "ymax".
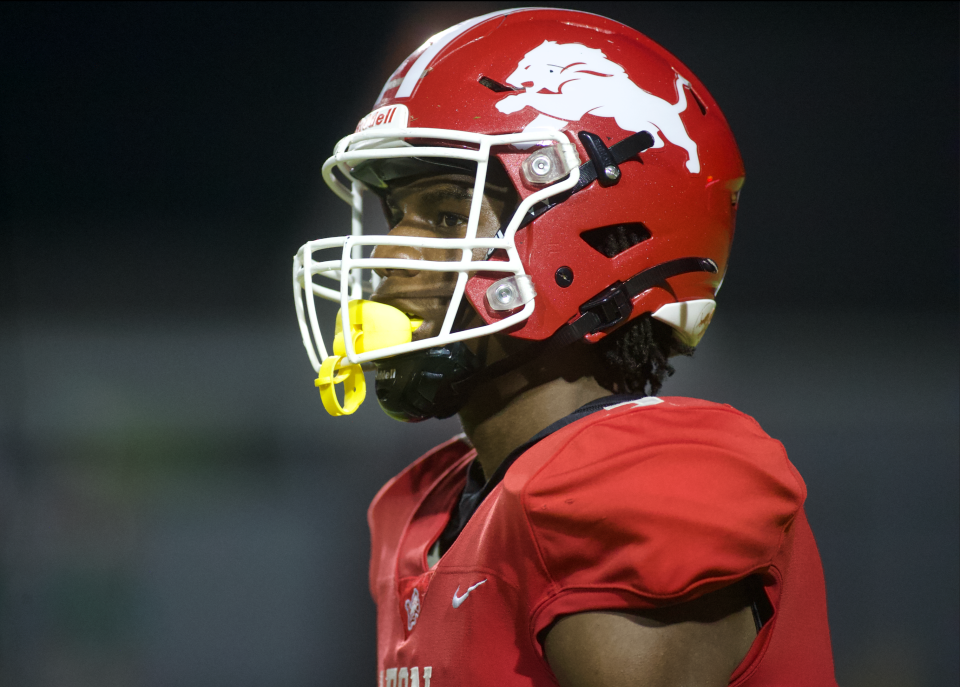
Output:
[{"xmin": 371, "ymin": 236, "xmax": 422, "ymax": 278}]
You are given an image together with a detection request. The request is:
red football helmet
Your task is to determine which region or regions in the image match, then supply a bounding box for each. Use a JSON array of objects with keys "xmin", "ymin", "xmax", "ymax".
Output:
[{"xmin": 294, "ymin": 8, "xmax": 743, "ymax": 415}]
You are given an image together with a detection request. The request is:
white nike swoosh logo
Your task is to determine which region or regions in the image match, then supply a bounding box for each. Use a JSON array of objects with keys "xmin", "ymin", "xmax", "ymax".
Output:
[{"xmin": 452, "ymin": 579, "xmax": 487, "ymax": 608}]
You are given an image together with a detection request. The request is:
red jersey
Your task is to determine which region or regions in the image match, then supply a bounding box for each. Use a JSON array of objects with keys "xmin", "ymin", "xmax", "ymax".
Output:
[{"xmin": 368, "ymin": 397, "xmax": 837, "ymax": 686}]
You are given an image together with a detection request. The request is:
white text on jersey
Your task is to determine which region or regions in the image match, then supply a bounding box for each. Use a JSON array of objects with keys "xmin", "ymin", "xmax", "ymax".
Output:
[{"xmin": 380, "ymin": 666, "xmax": 432, "ymax": 687}]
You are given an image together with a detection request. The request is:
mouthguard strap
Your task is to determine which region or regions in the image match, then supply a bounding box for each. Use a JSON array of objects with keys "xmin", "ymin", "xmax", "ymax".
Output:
[{"xmin": 316, "ymin": 355, "xmax": 367, "ymax": 416}]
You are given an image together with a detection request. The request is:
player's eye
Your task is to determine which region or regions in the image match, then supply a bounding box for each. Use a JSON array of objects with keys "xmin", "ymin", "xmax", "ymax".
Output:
[{"xmin": 438, "ymin": 212, "xmax": 468, "ymax": 230}]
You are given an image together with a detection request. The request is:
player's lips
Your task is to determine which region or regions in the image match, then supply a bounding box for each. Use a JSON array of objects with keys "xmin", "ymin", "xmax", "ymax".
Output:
[
  {"xmin": 372, "ymin": 283, "xmax": 453, "ymax": 315},
  {"xmin": 372, "ymin": 298, "xmax": 434, "ymax": 321},
  {"xmin": 372, "ymin": 273, "xmax": 463, "ymax": 340},
  {"xmin": 370, "ymin": 293, "xmax": 452, "ymax": 342}
]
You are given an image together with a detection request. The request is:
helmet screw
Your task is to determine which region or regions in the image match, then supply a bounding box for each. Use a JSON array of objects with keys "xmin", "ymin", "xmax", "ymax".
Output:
[
  {"xmin": 532, "ymin": 154, "xmax": 552, "ymax": 176},
  {"xmin": 495, "ymin": 283, "xmax": 517, "ymax": 304},
  {"xmin": 603, "ymin": 165, "xmax": 621, "ymax": 181},
  {"xmin": 555, "ymin": 266, "xmax": 574, "ymax": 288}
]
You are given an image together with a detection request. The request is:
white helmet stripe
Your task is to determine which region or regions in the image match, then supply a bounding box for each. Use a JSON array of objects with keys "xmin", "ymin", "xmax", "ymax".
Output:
[{"xmin": 394, "ymin": 8, "xmax": 527, "ymax": 99}]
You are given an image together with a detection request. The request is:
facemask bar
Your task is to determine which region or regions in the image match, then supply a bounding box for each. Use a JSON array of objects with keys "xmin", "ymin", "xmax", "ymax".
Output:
[{"xmin": 294, "ymin": 127, "xmax": 581, "ymax": 371}]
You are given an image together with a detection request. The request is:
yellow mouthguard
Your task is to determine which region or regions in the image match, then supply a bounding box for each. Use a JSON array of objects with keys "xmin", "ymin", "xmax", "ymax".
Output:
[
  {"xmin": 332, "ymin": 300, "xmax": 423, "ymax": 356},
  {"xmin": 315, "ymin": 300, "xmax": 423, "ymax": 416}
]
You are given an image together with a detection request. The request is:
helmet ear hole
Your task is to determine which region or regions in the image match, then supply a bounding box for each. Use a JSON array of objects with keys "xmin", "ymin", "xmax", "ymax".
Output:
[{"xmin": 580, "ymin": 223, "xmax": 651, "ymax": 258}]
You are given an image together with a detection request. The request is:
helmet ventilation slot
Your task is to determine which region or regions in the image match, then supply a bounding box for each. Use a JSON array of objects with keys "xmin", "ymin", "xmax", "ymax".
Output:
[
  {"xmin": 580, "ymin": 223, "xmax": 651, "ymax": 258},
  {"xmin": 685, "ymin": 83, "xmax": 707, "ymax": 115},
  {"xmin": 478, "ymin": 75, "xmax": 519, "ymax": 93}
]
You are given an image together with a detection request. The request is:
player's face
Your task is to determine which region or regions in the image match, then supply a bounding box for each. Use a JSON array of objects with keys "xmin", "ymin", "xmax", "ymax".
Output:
[{"xmin": 371, "ymin": 173, "xmax": 516, "ymax": 341}]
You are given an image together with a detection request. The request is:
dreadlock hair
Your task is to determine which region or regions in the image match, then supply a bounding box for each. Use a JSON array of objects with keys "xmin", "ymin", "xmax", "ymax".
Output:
[
  {"xmin": 595, "ymin": 314, "xmax": 694, "ymax": 396},
  {"xmin": 581, "ymin": 223, "xmax": 696, "ymax": 397}
]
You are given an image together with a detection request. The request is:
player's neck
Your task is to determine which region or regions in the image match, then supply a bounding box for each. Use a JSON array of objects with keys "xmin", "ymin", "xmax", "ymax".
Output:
[{"xmin": 458, "ymin": 343, "xmax": 610, "ymax": 481}]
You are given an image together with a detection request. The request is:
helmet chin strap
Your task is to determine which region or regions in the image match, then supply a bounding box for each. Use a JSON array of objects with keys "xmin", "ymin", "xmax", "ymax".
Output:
[
  {"xmin": 371, "ymin": 297, "xmax": 537, "ymax": 422},
  {"xmin": 548, "ymin": 256, "xmax": 718, "ymax": 348},
  {"xmin": 373, "ymin": 257, "xmax": 718, "ymax": 422}
]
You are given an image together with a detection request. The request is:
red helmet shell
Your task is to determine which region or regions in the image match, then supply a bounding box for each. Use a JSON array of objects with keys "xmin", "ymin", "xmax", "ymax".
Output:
[{"xmin": 372, "ymin": 8, "xmax": 744, "ymax": 342}]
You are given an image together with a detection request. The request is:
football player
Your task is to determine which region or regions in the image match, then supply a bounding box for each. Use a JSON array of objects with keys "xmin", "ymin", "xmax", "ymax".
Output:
[{"xmin": 293, "ymin": 8, "xmax": 836, "ymax": 686}]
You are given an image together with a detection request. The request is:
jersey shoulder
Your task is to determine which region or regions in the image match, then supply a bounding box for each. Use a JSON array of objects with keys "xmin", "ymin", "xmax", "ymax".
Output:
[{"xmin": 504, "ymin": 397, "xmax": 806, "ymax": 609}]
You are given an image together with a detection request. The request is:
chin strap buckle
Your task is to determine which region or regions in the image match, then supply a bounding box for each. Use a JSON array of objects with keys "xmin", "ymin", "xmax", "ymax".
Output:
[
  {"xmin": 547, "ymin": 257, "xmax": 719, "ymax": 349},
  {"xmin": 547, "ymin": 281, "xmax": 632, "ymax": 348},
  {"xmin": 578, "ymin": 282, "xmax": 634, "ymax": 332}
]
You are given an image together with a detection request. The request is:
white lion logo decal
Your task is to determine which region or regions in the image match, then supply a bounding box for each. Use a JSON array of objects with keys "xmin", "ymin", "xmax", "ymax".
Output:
[{"xmin": 495, "ymin": 41, "xmax": 701, "ymax": 173}]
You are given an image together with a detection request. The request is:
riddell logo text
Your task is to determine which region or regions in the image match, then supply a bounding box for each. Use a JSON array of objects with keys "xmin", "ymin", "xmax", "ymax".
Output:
[
  {"xmin": 380, "ymin": 666, "xmax": 433, "ymax": 687},
  {"xmin": 356, "ymin": 106, "xmax": 402, "ymax": 132}
]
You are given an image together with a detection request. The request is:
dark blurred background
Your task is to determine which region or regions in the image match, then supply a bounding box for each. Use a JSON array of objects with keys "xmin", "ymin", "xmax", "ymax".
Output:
[{"xmin": 0, "ymin": 2, "xmax": 956, "ymax": 686}]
